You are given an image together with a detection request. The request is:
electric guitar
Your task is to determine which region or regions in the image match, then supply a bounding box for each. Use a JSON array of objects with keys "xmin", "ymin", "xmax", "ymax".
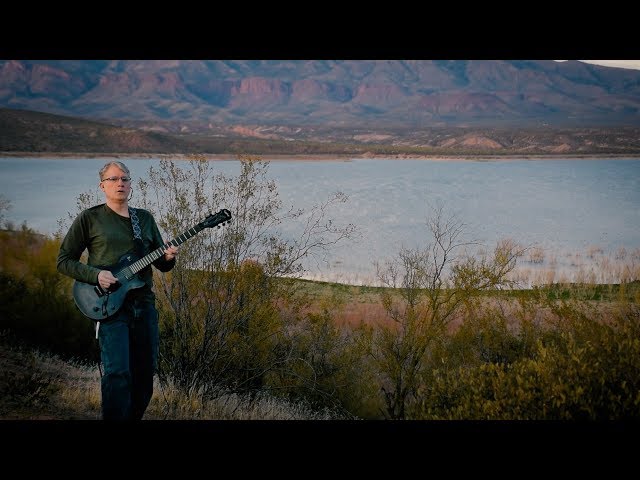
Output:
[{"xmin": 73, "ymin": 209, "xmax": 232, "ymax": 321}]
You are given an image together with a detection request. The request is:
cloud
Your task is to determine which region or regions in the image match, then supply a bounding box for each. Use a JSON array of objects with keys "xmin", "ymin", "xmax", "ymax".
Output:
[{"xmin": 580, "ymin": 60, "xmax": 640, "ymax": 70}]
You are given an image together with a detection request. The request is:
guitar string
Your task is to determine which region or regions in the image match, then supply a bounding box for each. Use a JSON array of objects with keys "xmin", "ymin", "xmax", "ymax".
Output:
[{"xmin": 117, "ymin": 224, "xmax": 205, "ymax": 278}]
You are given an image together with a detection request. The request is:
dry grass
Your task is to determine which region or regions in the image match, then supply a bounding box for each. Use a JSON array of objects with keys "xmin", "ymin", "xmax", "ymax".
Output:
[
  {"xmin": 0, "ymin": 339, "xmax": 101, "ymax": 420},
  {"xmin": 507, "ymin": 245, "xmax": 640, "ymax": 288},
  {"xmin": 298, "ymin": 246, "xmax": 640, "ymax": 290},
  {"xmin": 331, "ymin": 300, "xmax": 390, "ymax": 328},
  {"xmin": 0, "ymin": 336, "xmax": 344, "ymax": 420},
  {"xmin": 147, "ymin": 380, "xmax": 342, "ymax": 420}
]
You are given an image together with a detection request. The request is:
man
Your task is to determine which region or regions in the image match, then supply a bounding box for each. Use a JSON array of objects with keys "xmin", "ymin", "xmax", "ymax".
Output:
[{"xmin": 57, "ymin": 161, "xmax": 178, "ymax": 420}]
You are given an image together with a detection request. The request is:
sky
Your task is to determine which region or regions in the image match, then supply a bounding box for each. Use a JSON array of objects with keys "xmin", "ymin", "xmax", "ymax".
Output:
[{"xmin": 576, "ymin": 60, "xmax": 640, "ymax": 70}]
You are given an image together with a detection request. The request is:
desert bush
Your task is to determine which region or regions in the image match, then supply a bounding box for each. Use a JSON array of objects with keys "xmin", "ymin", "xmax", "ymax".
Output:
[
  {"xmin": 415, "ymin": 302, "xmax": 640, "ymax": 419},
  {"xmin": 263, "ymin": 305, "xmax": 378, "ymax": 417},
  {"xmin": 0, "ymin": 229, "xmax": 98, "ymax": 362},
  {"xmin": 446, "ymin": 305, "xmax": 526, "ymax": 367}
]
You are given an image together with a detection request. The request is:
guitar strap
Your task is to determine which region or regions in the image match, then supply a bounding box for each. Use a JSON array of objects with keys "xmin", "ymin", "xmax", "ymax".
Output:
[{"xmin": 128, "ymin": 207, "xmax": 145, "ymax": 258}]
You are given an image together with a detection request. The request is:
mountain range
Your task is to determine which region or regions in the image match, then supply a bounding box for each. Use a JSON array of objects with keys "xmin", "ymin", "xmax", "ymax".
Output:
[{"xmin": 1, "ymin": 60, "xmax": 640, "ymax": 129}]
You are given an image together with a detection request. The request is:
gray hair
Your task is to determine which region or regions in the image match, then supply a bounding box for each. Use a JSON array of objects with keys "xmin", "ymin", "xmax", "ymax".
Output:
[{"xmin": 99, "ymin": 161, "xmax": 130, "ymax": 181}]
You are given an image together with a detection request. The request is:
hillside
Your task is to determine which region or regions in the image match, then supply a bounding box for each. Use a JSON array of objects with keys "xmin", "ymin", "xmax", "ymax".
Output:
[
  {"xmin": 0, "ymin": 108, "xmax": 194, "ymax": 154},
  {"xmin": 2, "ymin": 108, "xmax": 640, "ymax": 156}
]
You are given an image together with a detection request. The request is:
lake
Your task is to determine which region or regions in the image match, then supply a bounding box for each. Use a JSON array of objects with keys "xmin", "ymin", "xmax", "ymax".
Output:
[{"xmin": 1, "ymin": 156, "xmax": 639, "ymax": 286}]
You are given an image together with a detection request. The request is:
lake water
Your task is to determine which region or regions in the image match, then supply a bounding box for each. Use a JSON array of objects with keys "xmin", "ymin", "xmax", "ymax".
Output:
[{"xmin": 1, "ymin": 156, "xmax": 639, "ymax": 286}]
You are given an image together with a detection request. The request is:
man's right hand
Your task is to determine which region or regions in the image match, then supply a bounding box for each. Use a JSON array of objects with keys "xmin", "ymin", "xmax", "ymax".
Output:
[{"xmin": 98, "ymin": 270, "xmax": 118, "ymax": 290}]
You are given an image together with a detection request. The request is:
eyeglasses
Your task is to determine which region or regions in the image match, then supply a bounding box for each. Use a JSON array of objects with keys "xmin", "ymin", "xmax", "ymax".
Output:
[{"xmin": 101, "ymin": 176, "xmax": 131, "ymax": 183}]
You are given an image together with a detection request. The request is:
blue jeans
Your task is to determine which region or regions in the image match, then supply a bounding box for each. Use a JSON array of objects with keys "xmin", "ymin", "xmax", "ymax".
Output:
[{"xmin": 97, "ymin": 295, "xmax": 159, "ymax": 420}]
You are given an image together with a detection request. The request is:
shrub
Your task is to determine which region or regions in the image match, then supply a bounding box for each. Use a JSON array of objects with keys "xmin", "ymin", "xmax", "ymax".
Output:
[{"xmin": 415, "ymin": 303, "xmax": 640, "ymax": 419}]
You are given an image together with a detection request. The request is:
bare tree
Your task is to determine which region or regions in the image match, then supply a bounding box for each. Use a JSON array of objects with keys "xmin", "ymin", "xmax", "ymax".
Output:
[
  {"xmin": 134, "ymin": 155, "xmax": 358, "ymax": 399},
  {"xmin": 370, "ymin": 204, "xmax": 525, "ymax": 419}
]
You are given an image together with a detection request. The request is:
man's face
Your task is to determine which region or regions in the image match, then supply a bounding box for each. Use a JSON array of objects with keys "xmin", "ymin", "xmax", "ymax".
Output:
[{"xmin": 100, "ymin": 166, "xmax": 131, "ymax": 203}]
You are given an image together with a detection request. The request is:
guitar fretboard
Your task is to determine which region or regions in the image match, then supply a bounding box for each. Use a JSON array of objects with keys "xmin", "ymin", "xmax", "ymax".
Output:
[{"xmin": 119, "ymin": 223, "xmax": 205, "ymax": 278}]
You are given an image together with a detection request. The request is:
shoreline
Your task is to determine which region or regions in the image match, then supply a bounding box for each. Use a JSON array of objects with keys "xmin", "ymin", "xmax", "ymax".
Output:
[{"xmin": 2, "ymin": 152, "xmax": 640, "ymax": 162}]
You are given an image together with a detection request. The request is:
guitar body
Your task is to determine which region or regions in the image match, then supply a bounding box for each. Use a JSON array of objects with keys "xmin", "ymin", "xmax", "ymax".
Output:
[{"xmin": 73, "ymin": 252, "xmax": 146, "ymax": 321}]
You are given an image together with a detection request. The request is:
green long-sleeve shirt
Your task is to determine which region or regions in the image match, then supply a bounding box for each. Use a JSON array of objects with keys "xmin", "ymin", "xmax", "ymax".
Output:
[{"xmin": 57, "ymin": 203, "xmax": 175, "ymax": 302}]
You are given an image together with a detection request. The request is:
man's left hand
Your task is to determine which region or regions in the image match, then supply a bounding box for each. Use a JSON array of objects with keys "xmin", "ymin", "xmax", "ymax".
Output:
[{"xmin": 164, "ymin": 245, "xmax": 178, "ymax": 261}]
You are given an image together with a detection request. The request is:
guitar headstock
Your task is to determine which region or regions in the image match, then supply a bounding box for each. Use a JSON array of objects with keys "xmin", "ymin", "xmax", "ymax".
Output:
[{"xmin": 202, "ymin": 209, "xmax": 232, "ymax": 229}]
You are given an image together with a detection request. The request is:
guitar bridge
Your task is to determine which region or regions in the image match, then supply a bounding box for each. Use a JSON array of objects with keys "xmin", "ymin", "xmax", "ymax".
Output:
[{"xmin": 94, "ymin": 285, "xmax": 105, "ymax": 297}]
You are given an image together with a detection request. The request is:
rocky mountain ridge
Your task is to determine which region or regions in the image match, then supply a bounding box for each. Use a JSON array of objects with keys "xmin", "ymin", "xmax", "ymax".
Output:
[{"xmin": 1, "ymin": 60, "xmax": 640, "ymax": 128}]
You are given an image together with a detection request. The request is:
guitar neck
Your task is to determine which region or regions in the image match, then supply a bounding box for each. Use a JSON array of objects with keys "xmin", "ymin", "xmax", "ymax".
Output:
[{"xmin": 126, "ymin": 222, "xmax": 205, "ymax": 275}]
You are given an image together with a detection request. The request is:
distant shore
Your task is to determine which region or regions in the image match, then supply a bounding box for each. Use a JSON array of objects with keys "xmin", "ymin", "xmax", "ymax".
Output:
[{"xmin": 2, "ymin": 151, "xmax": 640, "ymax": 162}]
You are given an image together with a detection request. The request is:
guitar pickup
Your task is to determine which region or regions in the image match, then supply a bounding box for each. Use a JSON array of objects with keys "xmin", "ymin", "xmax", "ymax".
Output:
[{"xmin": 94, "ymin": 285, "xmax": 105, "ymax": 297}]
